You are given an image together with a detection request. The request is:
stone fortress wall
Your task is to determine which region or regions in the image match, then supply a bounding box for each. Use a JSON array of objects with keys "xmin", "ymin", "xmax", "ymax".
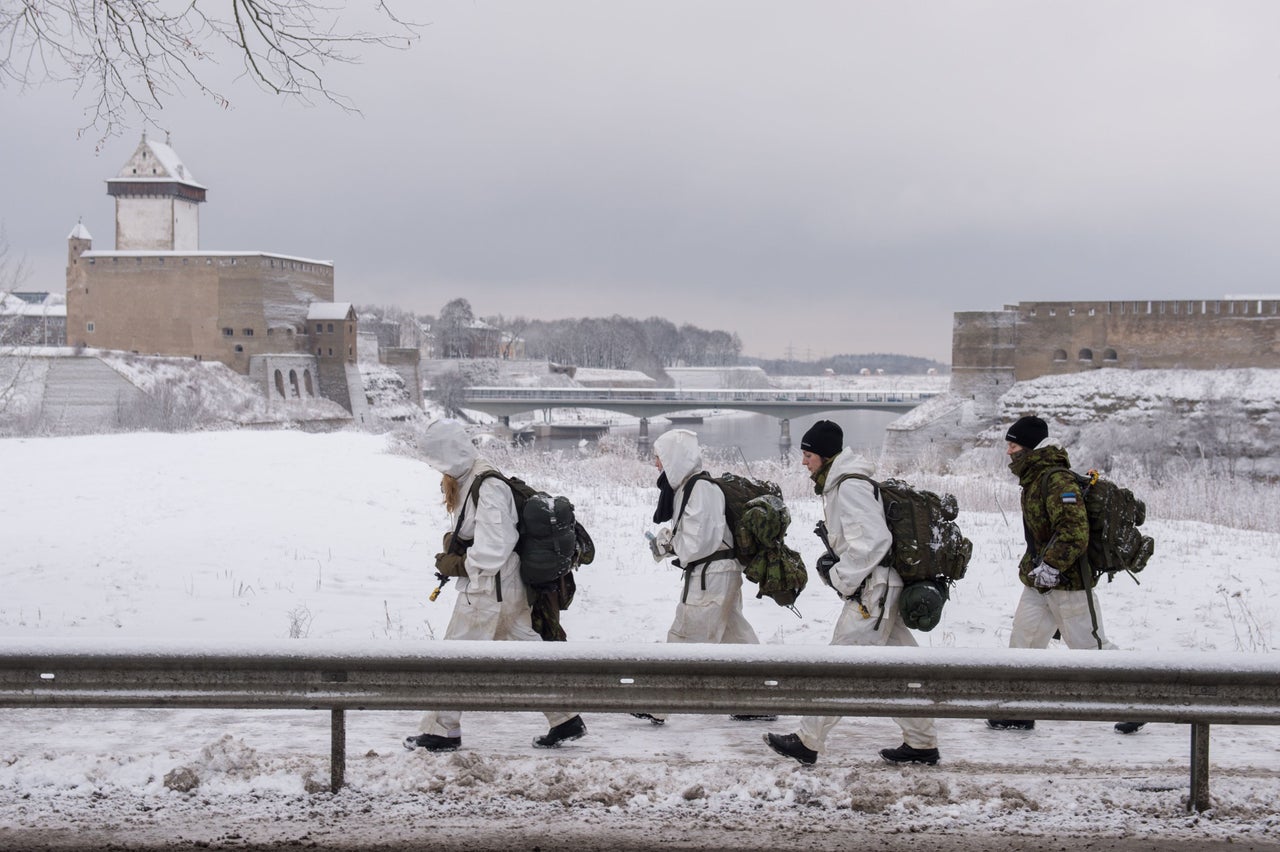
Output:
[
  {"xmin": 952, "ymin": 299, "xmax": 1280, "ymax": 391},
  {"xmin": 882, "ymin": 298, "xmax": 1280, "ymax": 475}
]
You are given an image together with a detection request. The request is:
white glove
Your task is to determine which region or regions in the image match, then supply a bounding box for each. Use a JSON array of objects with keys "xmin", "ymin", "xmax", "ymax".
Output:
[
  {"xmin": 1031, "ymin": 563, "xmax": 1061, "ymax": 589},
  {"xmin": 647, "ymin": 527, "xmax": 674, "ymax": 561}
]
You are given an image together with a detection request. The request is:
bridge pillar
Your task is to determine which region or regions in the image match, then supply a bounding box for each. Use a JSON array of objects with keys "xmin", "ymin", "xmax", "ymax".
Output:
[
  {"xmin": 499, "ymin": 415, "xmax": 510, "ymax": 428},
  {"xmin": 779, "ymin": 418, "xmax": 792, "ymax": 456},
  {"xmin": 638, "ymin": 417, "xmax": 650, "ymax": 454}
]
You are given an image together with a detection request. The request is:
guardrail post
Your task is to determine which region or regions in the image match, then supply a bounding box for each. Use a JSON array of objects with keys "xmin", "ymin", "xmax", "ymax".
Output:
[
  {"xmin": 331, "ymin": 708, "xmax": 346, "ymax": 793},
  {"xmin": 1188, "ymin": 723, "xmax": 1210, "ymax": 812}
]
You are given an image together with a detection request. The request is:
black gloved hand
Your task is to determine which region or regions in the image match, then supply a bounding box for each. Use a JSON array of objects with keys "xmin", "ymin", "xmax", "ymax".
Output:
[{"xmin": 815, "ymin": 552, "xmax": 838, "ymax": 588}]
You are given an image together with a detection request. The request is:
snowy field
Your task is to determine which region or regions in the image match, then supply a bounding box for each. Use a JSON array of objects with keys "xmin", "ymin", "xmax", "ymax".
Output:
[{"xmin": 1, "ymin": 429, "xmax": 1278, "ymax": 850}]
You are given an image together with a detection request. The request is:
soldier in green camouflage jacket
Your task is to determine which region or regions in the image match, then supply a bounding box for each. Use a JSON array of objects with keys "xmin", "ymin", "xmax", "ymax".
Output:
[
  {"xmin": 1012, "ymin": 441, "xmax": 1093, "ymax": 593},
  {"xmin": 987, "ymin": 415, "xmax": 1146, "ymax": 735}
]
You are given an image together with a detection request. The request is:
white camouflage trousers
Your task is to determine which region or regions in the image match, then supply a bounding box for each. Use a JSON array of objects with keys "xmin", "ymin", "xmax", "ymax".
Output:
[
  {"xmin": 1008, "ymin": 584, "xmax": 1118, "ymax": 651},
  {"xmin": 418, "ymin": 582, "xmax": 575, "ymax": 738},
  {"xmin": 798, "ymin": 584, "xmax": 938, "ymax": 751}
]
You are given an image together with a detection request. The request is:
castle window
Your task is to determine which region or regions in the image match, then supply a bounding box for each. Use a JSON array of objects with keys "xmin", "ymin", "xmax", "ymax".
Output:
[
  {"xmin": 315, "ymin": 323, "xmax": 323, "ymax": 333},
  {"xmin": 328, "ymin": 347, "xmax": 334, "ymax": 356},
  {"xmin": 88, "ymin": 258, "xmax": 95, "ymax": 265},
  {"xmin": 1103, "ymin": 349, "xmax": 1118, "ymax": 362},
  {"xmin": 327, "ymin": 323, "xmax": 334, "ymax": 333},
  {"xmin": 1078, "ymin": 348, "xmax": 1094, "ymax": 362},
  {"xmin": 289, "ymin": 370, "xmax": 300, "ymax": 397},
  {"xmin": 1088, "ymin": 308, "xmax": 1095, "ymax": 317},
  {"xmin": 267, "ymin": 328, "xmax": 274, "ymax": 336},
  {"xmin": 234, "ymin": 344, "xmax": 244, "ymax": 353},
  {"xmin": 275, "ymin": 370, "xmax": 286, "ymax": 397},
  {"xmin": 243, "ymin": 328, "xmax": 254, "ymax": 336},
  {"xmin": 1048, "ymin": 308, "xmax": 1056, "ymax": 317},
  {"xmin": 1068, "ymin": 308, "xmax": 1075, "ymax": 316},
  {"xmin": 222, "ymin": 327, "xmax": 233, "ymax": 337},
  {"xmin": 86, "ymin": 322, "xmax": 95, "ymax": 333},
  {"xmin": 1052, "ymin": 349, "xmax": 1067, "ymax": 362},
  {"xmin": 317, "ymin": 347, "xmax": 322, "ymax": 356}
]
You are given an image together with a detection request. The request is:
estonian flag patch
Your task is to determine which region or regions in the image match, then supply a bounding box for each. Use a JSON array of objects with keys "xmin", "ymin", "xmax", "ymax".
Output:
[{"xmin": 1061, "ymin": 491, "xmax": 1079, "ymax": 504}]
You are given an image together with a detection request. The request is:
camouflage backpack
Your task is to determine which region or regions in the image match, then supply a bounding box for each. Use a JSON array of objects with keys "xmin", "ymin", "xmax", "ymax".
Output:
[
  {"xmin": 833, "ymin": 474, "xmax": 973, "ymax": 631},
  {"xmin": 1040, "ymin": 468, "xmax": 1154, "ymax": 582},
  {"xmin": 676, "ymin": 472, "xmax": 808, "ymax": 609}
]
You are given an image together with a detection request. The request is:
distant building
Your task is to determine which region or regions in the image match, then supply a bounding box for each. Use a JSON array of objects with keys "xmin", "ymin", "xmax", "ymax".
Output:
[
  {"xmin": 0, "ymin": 290, "xmax": 66, "ymax": 346},
  {"xmin": 62, "ymin": 134, "xmax": 397, "ymax": 413},
  {"xmin": 665, "ymin": 366, "xmax": 770, "ymax": 389}
]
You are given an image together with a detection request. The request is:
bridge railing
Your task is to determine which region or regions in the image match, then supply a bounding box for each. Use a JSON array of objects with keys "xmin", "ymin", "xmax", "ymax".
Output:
[
  {"xmin": 3, "ymin": 639, "xmax": 1275, "ymax": 810},
  {"xmin": 451, "ymin": 386, "xmax": 939, "ymax": 404}
]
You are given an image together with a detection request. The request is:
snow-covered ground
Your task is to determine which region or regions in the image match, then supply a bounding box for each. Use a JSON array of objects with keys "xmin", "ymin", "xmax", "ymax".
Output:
[{"xmin": 1, "ymin": 429, "xmax": 1278, "ymax": 850}]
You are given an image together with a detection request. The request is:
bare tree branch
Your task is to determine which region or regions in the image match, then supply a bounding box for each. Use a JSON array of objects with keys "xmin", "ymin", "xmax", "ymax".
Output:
[{"xmin": 0, "ymin": 1, "xmax": 420, "ymax": 143}]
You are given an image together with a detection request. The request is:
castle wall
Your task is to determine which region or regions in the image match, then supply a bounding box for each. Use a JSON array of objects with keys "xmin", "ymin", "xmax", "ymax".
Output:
[
  {"xmin": 380, "ymin": 347, "xmax": 424, "ymax": 407},
  {"xmin": 949, "ymin": 309, "xmax": 1017, "ymax": 398},
  {"xmin": 67, "ymin": 252, "xmax": 333, "ymax": 373},
  {"xmin": 1009, "ymin": 300, "xmax": 1280, "ymax": 379},
  {"xmin": 951, "ymin": 300, "xmax": 1280, "ymax": 389}
]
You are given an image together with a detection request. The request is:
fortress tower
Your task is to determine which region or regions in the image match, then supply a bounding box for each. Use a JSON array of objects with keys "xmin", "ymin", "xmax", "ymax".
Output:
[{"xmin": 107, "ymin": 133, "xmax": 206, "ymax": 251}]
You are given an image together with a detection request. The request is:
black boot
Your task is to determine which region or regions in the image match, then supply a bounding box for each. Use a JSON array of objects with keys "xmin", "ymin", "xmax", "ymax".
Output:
[
  {"xmin": 534, "ymin": 715, "xmax": 586, "ymax": 748},
  {"xmin": 986, "ymin": 719, "xmax": 1035, "ymax": 731},
  {"xmin": 1115, "ymin": 721, "xmax": 1147, "ymax": 734},
  {"xmin": 403, "ymin": 733, "xmax": 461, "ymax": 752},
  {"xmin": 631, "ymin": 713, "xmax": 665, "ymax": 726},
  {"xmin": 880, "ymin": 742, "xmax": 940, "ymax": 765},
  {"xmin": 763, "ymin": 732, "xmax": 817, "ymax": 766}
]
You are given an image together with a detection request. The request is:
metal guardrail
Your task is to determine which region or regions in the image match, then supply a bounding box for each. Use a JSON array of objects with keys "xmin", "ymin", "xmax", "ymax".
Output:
[{"xmin": 2, "ymin": 639, "xmax": 1277, "ymax": 811}]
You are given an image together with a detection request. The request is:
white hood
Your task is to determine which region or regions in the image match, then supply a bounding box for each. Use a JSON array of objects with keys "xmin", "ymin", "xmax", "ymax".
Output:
[
  {"xmin": 418, "ymin": 419, "xmax": 477, "ymax": 479},
  {"xmin": 823, "ymin": 446, "xmax": 876, "ymax": 494},
  {"xmin": 653, "ymin": 429, "xmax": 702, "ymax": 488}
]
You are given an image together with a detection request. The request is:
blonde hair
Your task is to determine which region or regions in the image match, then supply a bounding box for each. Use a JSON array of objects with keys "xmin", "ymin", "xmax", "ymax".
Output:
[{"xmin": 441, "ymin": 474, "xmax": 462, "ymax": 515}]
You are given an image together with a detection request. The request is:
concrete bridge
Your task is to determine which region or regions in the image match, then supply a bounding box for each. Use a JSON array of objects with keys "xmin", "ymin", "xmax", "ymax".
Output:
[{"xmin": 441, "ymin": 386, "xmax": 938, "ymax": 449}]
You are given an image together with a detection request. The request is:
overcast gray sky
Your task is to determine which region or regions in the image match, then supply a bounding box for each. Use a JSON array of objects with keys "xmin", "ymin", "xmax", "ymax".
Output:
[{"xmin": 5, "ymin": 1, "xmax": 1280, "ymax": 363}]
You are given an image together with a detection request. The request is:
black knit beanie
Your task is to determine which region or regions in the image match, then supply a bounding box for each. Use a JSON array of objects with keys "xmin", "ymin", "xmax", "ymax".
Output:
[
  {"xmin": 1005, "ymin": 415, "xmax": 1049, "ymax": 449},
  {"xmin": 800, "ymin": 419, "xmax": 843, "ymax": 458}
]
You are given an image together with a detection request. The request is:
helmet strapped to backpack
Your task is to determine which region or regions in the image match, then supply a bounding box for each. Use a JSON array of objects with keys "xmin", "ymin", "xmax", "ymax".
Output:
[{"xmin": 832, "ymin": 473, "xmax": 973, "ymax": 632}]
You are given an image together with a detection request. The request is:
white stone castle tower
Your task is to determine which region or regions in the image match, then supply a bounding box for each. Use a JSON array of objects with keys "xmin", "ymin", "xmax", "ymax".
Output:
[{"xmin": 106, "ymin": 133, "xmax": 206, "ymax": 251}]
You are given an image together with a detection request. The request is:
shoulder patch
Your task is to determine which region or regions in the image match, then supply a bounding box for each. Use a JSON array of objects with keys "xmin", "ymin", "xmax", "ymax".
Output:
[{"xmin": 1060, "ymin": 491, "xmax": 1078, "ymax": 504}]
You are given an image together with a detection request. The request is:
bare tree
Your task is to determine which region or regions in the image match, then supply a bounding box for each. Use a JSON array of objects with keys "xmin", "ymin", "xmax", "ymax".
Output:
[
  {"xmin": 1, "ymin": 1, "xmax": 419, "ymax": 141},
  {"xmin": 437, "ymin": 297, "xmax": 473, "ymax": 359},
  {"xmin": 1, "ymin": 223, "xmax": 34, "ymax": 421}
]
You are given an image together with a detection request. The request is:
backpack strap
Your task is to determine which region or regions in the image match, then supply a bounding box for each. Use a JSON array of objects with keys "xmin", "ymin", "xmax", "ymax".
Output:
[
  {"xmin": 672, "ymin": 472, "xmax": 734, "ymax": 587},
  {"xmin": 456, "ymin": 470, "xmax": 513, "ymax": 602},
  {"xmin": 829, "ymin": 471, "xmax": 882, "ymax": 501},
  {"xmin": 823, "ymin": 472, "xmax": 891, "ymax": 620}
]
